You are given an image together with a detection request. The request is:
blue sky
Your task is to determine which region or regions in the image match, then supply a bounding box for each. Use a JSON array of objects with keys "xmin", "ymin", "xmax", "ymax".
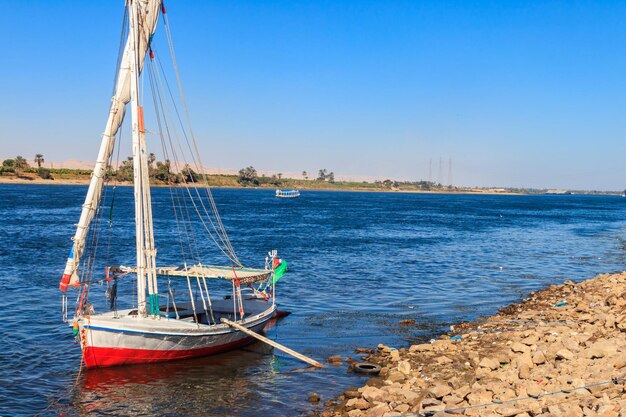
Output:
[{"xmin": 1, "ymin": 1, "xmax": 625, "ymax": 190}]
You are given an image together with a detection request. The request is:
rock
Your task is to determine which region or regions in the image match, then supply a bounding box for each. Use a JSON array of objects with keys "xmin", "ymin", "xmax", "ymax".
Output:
[
  {"xmin": 435, "ymin": 356, "xmax": 453, "ymax": 365},
  {"xmin": 409, "ymin": 343, "xmax": 433, "ymax": 353},
  {"xmin": 532, "ymin": 350, "xmax": 546, "ymax": 365},
  {"xmin": 442, "ymin": 394, "xmax": 463, "ymax": 406},
  {"xmin": 355, "ymin": 347, "xmax": 375, "ymax": 354},
  {"xmin": 362, "ymin": 386, "xmax": 386, "ymax": 403},
  {"xmin": 526, "ymin": 383, "xmax": 542, "ymax": 397},
  {"xmin": 347, "ymin": 410, "xmax": 365, "ymax": 417},
  {"xmin": 344, "ymin": 388, "xmax": 361, "ymax": 399},
  {"xmin": 478, "ymin": 357, "xmax": 499, "ymax": 370},
  {"xmin": 378, "ymin": 344, "xmax": 392, "ymax": 353},
  {"xmin": 397, "ymin": 360, "xmax": 411, "ymax": 375},
  {"xmin": 420, "ymin": 398, "xmax": 442, "ymax": 407},
  {"xmin": 430, "ymin": 382, "xmax": 453, "ymax": 399},
  {"xmin": 366, "ymin": 404, "xmax": 391, "ymax": 417},
  {"xmin": 495, "ymin": 405, "xmax": 523, "ymax": 416},
  {"xmin": 587, "ymin": 340, "xmax": 618, "ymax": 359},
  {"xmin": 556, "ymin": 349, "xmax": 575, "ymax": 360},
  {"xmin": 467, "ymin": 389, "xmax": 492, "ymax": 406},
  {"xmin": 511, "ymin": 342, "xmax": 530, "ymax": 353},
  {"xmin": 390, "ymin": 350, "xmax": 401, "ymax": 361},
  {"xmin": 308, "ymin": 392, "xmax": 320, "ymax": 402},
  {"xmin": 327, "ymin": 355, "xmax": 342, "ymax": 364},
  {"xmin": 387, "ymin": 371, "xmax": 406, "ymax": 383},
  {"xmin": 399, "ymin": 319, "xmax": 415, "ymax": 326},
  {"xmin": 454, "ymin": 385, "xmax": 471, "ymax": 399},
  {"xmin": 395, "ymin": 403, "xmax": 410, "ymax": 413},
  {"xmin": 346, "ymin": 398, "xmax": 369, "ymax": 411}
]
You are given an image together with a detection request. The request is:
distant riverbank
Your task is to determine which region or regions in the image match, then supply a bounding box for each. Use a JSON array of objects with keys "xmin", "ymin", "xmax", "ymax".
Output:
[{"xmin": 0, "ymin": 174, "xmax": 528, "ymax": 195}]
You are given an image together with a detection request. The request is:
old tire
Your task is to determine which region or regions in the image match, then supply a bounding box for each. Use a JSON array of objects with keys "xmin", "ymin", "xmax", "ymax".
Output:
[{"xmin": 352, "ymin": 362, "xmax": 381, "ymax": 375}]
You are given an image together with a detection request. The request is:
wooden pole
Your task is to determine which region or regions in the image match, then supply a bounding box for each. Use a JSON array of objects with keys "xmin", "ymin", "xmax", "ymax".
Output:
[{"xmin": 221, "ymin": 318, "xmax": 325, "ymax": 368}]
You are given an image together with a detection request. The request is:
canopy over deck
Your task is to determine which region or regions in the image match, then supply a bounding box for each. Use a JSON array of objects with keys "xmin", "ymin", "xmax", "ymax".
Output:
[{"xmin": 112, "ymin": 264, "xmax": 271, "ymax": 285}]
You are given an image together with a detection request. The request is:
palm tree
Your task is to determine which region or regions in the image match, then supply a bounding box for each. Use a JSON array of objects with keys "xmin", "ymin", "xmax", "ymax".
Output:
[
  {"xmin": 302, "ymin": 171, "xmax": 308, "ymax": 180},
  {"xmin": 34, "ymin": 154, "xmax": 44, "ymax": 168}
]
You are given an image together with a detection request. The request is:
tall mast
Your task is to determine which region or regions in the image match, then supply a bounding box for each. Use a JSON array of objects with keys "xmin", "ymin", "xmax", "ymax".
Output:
[
  {"xmin": 128, "ymin": 0, "xmax": 159, "ymax": 317},
  {"xmin": 60, "ymin": 0, "xmax": 162, "ymax": 295}
]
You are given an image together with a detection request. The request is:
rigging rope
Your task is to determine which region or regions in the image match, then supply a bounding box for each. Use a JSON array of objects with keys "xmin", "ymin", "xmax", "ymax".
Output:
[{"xmin": 147, "ymin": 51, "xmax": 241, "ymax": 266}]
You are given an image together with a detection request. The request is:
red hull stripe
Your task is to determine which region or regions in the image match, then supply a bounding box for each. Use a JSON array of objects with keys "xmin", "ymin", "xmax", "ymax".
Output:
[{"xmin": 83, "ymin": 337, "xmax": 254, "ymax": 368}]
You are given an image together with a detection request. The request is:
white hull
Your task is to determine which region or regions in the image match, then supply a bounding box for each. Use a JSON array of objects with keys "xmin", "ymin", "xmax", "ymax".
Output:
[{"xmin": 77, "ymin": 299, "xmax": 275, "ymax": 368}]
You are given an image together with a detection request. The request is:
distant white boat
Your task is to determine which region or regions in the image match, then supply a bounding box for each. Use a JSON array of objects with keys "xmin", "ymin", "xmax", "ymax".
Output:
[{"xmin": 276, "ymin": 189, "xmax": 300, "ymax": 198}]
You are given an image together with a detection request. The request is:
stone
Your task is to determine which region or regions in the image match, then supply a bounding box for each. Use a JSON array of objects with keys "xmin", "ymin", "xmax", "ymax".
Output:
[
  {"xmin": 395, "ymin": 403, "xmax": 410, "ymax": 413},
  {"xmin": 556, "ymin": 349, "xmax": 575, "ymax": 360},
  {"xmin": 587, "ymin": 340, "xmax": 618, "ymax": 359},
  {"xmin": 532, "ymin": 350, "xmax": 546, "ymax": 365},
  {"xmin": 347, "ymin": 410, "xmax": 365, "ymax": 417},
  {"xmin": 397, "ymin": 360, "xmax": 411, "ymax": 375},
  {"xmin": 387, "ymin": 371, "xmax": 406, "ymax": 383},
  {"xmin": 366, "ymin": 404, "xmax": 391, "ymax": 417},
  {"xmin": 327, "ymin": 355, "xmax": 342, "ymax": 364},
  {"xmin": 390, "ymin": 350, "xmax": 401, "ymax": 361},
  {"xmin": 308, "ymin": 392, "xmax": 320, "ymax": 402},
  {"xmin": 467, "ymin": 389, "xmax": 492, "ymax": 406},
  {"xmin": 409, "ymin": 343, "xmax": 433, "ymax": 353},
  {"xmin": 442, "ymin": 394, "xmax": 463, "ymax": 405},
  {"xmin": 526, "ymin": 383, "xmax": 542, "ymax": 397},
  {"xmin": 511, "ymin": 342, "xmax": 530, "ymax": 353},
  {"xmin": 478, "ymin": 357, "xmax": 499, "ymax": 370},
  {"xmin": 362, "ymin": 386, "xmax": 386, "ymax": 403},
  {"xmin": 454, "ymin": 385, "xmax": 471, "ymax": 399},
  {"xmin": 346, "ymin": 398, "xmax": 369, "ymax": 411},
  {"xmin": 398, "ymin": 389, "xmax": 420, "ymax": 406},
  {"xmin": 430, "ymin": 382, "xmax": 453, "ymax": 399},
  {"xmin": 495, "ymin": 405, "xmax": 523, "ymax": 416},
  {"xmin": 435, "ymin": 356, "xmax": 453, "ymax": 365},
  {"xmin": 345, "ymin": 388, "xmax": 361, "ymax": 399}
]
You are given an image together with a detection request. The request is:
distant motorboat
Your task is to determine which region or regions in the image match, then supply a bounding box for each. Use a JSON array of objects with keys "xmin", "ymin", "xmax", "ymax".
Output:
[{"xmin": 276, "ymin": 189, "xmax": 300, "ymax": 198}]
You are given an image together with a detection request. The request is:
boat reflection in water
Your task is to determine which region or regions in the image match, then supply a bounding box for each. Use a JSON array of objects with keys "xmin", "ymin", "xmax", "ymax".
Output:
[{"xmin": 74, "ymin": 341, "xmax": 283, "ymax": 416}]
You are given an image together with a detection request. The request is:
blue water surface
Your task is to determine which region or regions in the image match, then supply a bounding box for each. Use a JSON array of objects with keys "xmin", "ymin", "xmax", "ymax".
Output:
[{"xmin": 0, "ymin": 184, "xmax": 624, "ymax": 416}]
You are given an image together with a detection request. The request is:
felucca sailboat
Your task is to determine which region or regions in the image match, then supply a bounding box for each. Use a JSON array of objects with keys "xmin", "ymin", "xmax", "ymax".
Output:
[{"xmin": 59, "ymin": 0, "xmax": 286, "ymax": 368}]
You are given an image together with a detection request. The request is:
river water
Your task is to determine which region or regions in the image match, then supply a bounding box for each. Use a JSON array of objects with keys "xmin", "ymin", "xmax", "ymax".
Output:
[{"xmin": 1, "ymin": 184, "xmax": 625, "ymax": 416}]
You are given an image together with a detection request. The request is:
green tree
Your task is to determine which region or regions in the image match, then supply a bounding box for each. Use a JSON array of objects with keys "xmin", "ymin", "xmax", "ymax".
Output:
[
  {"xmin": 238, "ymin": 166, "xmax": 259, "ymax": 186},
  {"xmin": 317, "ymin": 169, "xmax": 327, "ymax": 181},
  {"xmin": 34, "ymin": 154, "xmax": 44, "ymax": 168},
  {"xmin": 182, "ymin": 164, "xmax": 199, "ymax": 183},
  {"xmin": 14, "ymin": 156, "xmax": 29, "ymax": 174},
  {"xmin": 327, "ymin": 172, "xmax": 335, "ymax": 183},
  {"xmin": 2, "ymin": 159, "xmax": 15, "ymax": 168},
  {"xmin": 117, "ymin": 157, "xmax": 134, "ymax": 182},
  {"xmin": 155, "ymin": 160, "xmax": 172, "ymax": 183}
]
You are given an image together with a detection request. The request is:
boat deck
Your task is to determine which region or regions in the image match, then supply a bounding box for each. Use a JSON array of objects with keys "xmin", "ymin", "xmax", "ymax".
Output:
[{"xmin": 82, "ymin": 298, "xmax": 274, "ymax": 336}]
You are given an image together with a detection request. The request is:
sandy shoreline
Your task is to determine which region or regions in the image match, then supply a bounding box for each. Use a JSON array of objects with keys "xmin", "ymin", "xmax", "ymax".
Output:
[{"xmin": 315, "ymin": 271, "xmax": 626, "ymax": 417}]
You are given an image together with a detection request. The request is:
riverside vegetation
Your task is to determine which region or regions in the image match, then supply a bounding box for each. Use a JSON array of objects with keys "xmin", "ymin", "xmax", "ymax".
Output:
[
  {"xmin": 316, "ymin": 272, "xmax": 626, "ymax": 417},
  {"xmin": 0, "ymin": 155, "xmax": 580, "ymax": 194},
  {"xmin": 0, "ymin": 155, "xmax": 482, "ymax": 192}
]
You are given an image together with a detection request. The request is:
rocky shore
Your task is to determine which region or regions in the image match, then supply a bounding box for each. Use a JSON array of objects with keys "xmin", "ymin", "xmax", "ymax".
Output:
[{"xmin": 317, "ymin": 271, "xmax": 626, "ymax": 417}]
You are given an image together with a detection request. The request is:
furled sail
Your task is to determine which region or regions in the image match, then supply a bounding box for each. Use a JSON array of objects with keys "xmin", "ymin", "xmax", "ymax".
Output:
[{"xmin": 60, "ymin": 0, "xmax": 163, "ymax": 291}]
